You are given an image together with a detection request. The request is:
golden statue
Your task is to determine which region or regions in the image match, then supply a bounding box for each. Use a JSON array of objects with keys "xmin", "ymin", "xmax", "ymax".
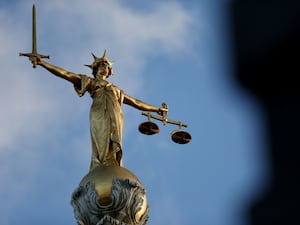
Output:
[
  {"xmin": 30, "ymin": 50, "xmax": 167, "ymax": 170},
  {"xmin": 20, "ymin": 6, "xmax": 191, "ymax": 225}
]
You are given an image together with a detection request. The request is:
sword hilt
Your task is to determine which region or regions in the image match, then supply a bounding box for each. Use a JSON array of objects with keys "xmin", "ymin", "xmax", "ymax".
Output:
[{"xmin": 19, "ymin": 52, "xmax": 50, "ymax": 68}]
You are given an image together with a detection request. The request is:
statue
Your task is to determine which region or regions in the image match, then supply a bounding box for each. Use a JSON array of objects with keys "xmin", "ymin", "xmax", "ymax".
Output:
[
  {"xmin": 19, "ymin": 5, "xmax": 190, "ymax": 225},
  {"xmin": 32, "ymin": 50, "xmax": 167, "ymax": 171}
]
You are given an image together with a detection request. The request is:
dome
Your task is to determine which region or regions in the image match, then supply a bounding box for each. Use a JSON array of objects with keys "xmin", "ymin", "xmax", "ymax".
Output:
[{"xmin": 71, "ymin": 165, "xmax": 149, "ymax": 225}]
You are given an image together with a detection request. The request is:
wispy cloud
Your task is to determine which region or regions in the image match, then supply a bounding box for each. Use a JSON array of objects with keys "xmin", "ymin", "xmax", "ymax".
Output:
[{"xmin": 36, "ymin": 0, "xmax": 194, "ymax": 91}]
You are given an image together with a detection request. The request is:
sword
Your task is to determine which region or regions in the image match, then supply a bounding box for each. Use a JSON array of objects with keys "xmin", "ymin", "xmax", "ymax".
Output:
[{"xmin": 19, "ymin": 4, "xmax": 50, "ymax": 68}]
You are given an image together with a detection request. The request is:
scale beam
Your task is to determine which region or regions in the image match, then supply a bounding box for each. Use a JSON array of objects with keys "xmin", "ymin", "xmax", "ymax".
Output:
[{"xmin": 141, "ymin": 112, "xmax": 188, "ymax": 128}]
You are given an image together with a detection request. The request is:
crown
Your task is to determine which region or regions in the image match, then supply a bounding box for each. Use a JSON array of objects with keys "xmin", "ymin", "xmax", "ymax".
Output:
[{"xmin": 85, "ymin": 50, "xmax": 114, "ymax": 76}]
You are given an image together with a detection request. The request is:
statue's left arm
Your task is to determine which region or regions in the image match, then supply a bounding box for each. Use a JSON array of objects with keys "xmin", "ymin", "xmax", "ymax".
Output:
[{"xmin": 123, "ymin": 94, "xmax": 167, "ymax": 115}]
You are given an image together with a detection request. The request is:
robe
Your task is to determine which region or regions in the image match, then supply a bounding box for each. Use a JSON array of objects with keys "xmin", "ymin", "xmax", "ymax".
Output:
[{"xmin": 74, "ymin": 75, "xmax": 124, "ymax": 170}]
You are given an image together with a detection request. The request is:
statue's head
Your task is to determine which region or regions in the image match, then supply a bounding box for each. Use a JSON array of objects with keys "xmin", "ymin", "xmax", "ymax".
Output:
[{"xmin": 85, "ymin": 50, "xmax": 114, "ymax": 78}]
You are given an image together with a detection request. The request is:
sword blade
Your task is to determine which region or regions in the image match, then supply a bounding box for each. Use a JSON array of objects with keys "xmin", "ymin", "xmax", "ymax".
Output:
[{"xmin": 32, "ymin": 4, "xmax": 37, "ymax": 54}]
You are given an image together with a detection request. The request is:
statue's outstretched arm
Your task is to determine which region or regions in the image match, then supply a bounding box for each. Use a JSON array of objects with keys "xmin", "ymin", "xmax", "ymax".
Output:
[
  {"xmin": 38, "ymin": 59, "xmax": 81, "ymax": 87},
  {"xmin": 123, "ymin": 94, "xmax": 167, "ymax": 115}
]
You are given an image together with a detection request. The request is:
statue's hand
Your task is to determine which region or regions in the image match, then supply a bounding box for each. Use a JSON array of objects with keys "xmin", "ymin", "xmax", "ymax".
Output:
[
  {"xmin": 158, "ymin": 102, "xmax": 168, "ymax": 116},
  {"xmin": 29, "ymin": 55, "xmax": 42, "ymax": 68},
  {"xmin": 158, "ymin": 107, "xmax": 168, "ymax": 116}
]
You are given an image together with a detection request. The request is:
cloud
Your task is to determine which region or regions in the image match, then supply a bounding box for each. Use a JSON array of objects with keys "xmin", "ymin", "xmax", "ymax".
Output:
[{"xmin": 33, "ymin": 0, "xmax": 194, "ymax": 92}]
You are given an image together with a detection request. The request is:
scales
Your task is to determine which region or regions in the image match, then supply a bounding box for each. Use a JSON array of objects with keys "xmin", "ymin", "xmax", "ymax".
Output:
[{"xmin": 139, "ymin": 103, "xmax": 192, "ymax": 144}]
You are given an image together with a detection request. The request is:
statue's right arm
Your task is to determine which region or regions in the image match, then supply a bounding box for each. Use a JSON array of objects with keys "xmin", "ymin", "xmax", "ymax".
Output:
[{"xmin": 38, "ymin": 59, "xmax": 81, "ymax": 88}]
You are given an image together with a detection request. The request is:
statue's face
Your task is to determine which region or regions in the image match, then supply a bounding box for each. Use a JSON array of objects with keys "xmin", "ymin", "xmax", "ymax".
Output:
[{"xmin": 94, "ymin": 60, "xmax": 111, "ymax": 77}]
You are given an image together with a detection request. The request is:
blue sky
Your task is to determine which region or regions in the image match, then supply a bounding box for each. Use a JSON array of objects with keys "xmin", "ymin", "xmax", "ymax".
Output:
[{"xmin": 0, "ymin": 1, "xmax": 269, "ymax": 225}]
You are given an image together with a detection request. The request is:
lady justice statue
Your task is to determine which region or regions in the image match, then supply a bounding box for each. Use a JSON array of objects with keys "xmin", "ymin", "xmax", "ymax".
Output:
[{"xmin": 20, "ymin": 5, "xmax": 189, "ymax": 225}]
